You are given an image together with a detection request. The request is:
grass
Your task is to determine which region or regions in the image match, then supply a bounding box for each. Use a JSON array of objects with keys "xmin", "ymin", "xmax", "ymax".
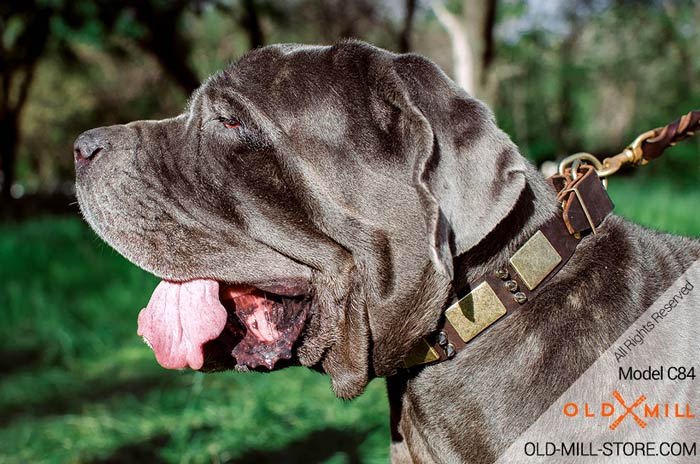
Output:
[
  {"xmin": 1, "ymin": 175, "xmax": 699, "ymax": 463},
  {"xmin": 607, "ymin": 175, "xmax": 700, "ymax": 237},
  {"xmin": 0, "ymin": 218, "xmax": 389, "ymax": 464}
]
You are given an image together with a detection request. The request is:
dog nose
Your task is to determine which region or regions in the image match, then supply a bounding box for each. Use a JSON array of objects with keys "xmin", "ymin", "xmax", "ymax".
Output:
[{"xmin": 74, "ymin": 129, "xmax": 107, "ymax": 163}]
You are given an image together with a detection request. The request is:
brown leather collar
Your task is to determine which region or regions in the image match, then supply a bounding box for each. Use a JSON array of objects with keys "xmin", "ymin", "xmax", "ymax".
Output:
[{"xmin": 403, "ymin": 165, "xmax": 614, "ymax": 368}]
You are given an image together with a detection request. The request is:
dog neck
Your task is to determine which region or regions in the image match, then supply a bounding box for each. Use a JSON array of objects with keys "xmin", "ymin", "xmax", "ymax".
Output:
[
  {"xmin": 388, "ymin": 167, "xmax": 614, "ymax": 460},
  {"xmin": 401, "ymin": 164, "xmax": 613, "ymax": 368}
]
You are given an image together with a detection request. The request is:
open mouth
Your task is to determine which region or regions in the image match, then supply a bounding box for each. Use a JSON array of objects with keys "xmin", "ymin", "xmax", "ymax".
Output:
[{"xmin": 136, "ymin": 279, "xmax": 311, "ymax": 371}]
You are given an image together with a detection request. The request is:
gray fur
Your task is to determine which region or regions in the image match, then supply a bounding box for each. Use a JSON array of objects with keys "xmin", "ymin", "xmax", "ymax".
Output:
[{"xmin": 74, "ymin": 41, "xmax": 700, "ymax": 462}]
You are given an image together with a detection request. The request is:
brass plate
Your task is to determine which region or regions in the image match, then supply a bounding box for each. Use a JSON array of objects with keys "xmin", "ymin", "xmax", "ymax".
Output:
[
  {"xmin": 445, "ymin": 282, "xmax": 507, "ymax": 343},
  {"xmin": 402, "ymin": 339, "xmax": 440, "ymax": 368},
  {"xmin": 509, "ymin": 230, "xmax": 562, "ymax": 290}
]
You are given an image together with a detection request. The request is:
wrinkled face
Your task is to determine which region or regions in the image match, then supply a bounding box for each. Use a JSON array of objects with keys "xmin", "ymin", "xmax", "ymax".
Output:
[
  {"xmin": 74, "ymin": 42, "xmax": 524, "ymax": 398},
  {"xmin": 75, "ymin": 42, "xmax": 432, "ymax": 391}
]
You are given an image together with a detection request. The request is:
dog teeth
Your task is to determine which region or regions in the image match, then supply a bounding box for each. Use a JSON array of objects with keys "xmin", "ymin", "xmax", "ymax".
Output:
[{"xmin": 142, "ymin": 336, "xmax": 153, "ymax": 350}]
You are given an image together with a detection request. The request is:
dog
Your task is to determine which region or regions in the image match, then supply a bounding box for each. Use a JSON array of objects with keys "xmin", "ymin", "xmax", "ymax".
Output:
[{"xmin": 74, "ymin": 41, "xmax": 700, "ymax": 462}]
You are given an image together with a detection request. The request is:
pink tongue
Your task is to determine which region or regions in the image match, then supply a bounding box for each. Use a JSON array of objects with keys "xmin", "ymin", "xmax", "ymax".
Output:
[{"xmin": 137, "ymin": 279, "xmax": 228, "ymax": 370}]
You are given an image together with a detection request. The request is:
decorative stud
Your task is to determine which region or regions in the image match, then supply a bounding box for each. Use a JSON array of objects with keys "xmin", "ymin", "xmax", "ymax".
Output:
[
  {"xmin": 437, "ymin": 330, "xmax": 448, "ymax": 347},
  {"xmin": 495, "ymin": 269, "xmax": 510, "ymax": 280},
  {"xmin": 514, "ymin": 292, "xmax": 527, "ymax": 304},
  {"xmin": 403, "ymin": 339, "xmax": 440, "ymax": 367},
  {"xmin": 445, "ymin": 343, "xmax": 456, "ymax": 359},
  {"xmin": 446, "ymin": 282, "xmax": 507, "ymax": 343},
  {"xmin": 509, "ymin": 231, "xmax": 562, "ymax": 290},
  {"xmin": 504, "ymin": 280, "xmax": 518, "ymax": 293}
]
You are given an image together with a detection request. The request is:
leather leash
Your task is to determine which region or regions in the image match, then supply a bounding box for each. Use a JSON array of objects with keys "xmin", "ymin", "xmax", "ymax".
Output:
[
  {"xmin": 561, "ymin": 110, "xmax": 700, "ymax": 179},
  {"xmin": 403, "ymin": 109, "xmax": 700, "ymax": 369}
]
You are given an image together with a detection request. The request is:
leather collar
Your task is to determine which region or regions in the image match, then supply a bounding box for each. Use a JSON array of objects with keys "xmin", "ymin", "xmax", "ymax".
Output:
[{"xmin": 403, "ymin": 165, "xmax": 614, "ymax": 368}]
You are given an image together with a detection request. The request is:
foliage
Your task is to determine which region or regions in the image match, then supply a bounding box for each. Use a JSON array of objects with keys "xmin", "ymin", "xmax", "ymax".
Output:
[
  {"xmin": 494, "ymin": 1, "xmax": 699, "ymax": 164},
  {"xmin": 3, "ymin": 1, "xmax": 699, "ymax": 195},
  {"xmin": 4, "ymin": 0, "xmax": 699, "ymax": 196},
  {"xmin": 1, "ymin": 1, "xmax": 700, "ymax": 462}
]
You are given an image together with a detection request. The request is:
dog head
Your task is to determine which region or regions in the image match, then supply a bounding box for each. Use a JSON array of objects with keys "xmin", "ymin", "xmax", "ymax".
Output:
[{"xmin": 74, "ymin": 41, "xmax": 529, "ymax": 398}]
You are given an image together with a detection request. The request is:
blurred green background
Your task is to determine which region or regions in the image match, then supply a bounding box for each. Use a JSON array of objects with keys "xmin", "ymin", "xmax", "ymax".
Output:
[{"xmin": 1, "ymin": 1, "xmax": 699, "ymax": 463}]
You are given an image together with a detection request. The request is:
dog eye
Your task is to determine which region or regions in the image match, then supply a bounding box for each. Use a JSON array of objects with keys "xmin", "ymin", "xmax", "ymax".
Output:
[{"xmin": 217, "ymin": 117, "xmax": 241, "ymax": 129}]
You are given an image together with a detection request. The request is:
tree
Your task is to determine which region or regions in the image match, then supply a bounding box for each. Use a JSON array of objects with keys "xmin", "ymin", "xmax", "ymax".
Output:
[
  {"xmin": 0, "ymin": 4, "xmax": 52, "ymax": 198},
  {"xmin": 212, "ymin": 0, "xmax": 267, "ymax": 50},
  {"xmin": 124, "ymin": 0, "xmax": 201, "ymax": 94},
  {"xmin": 431, "ymin": 0, "xmax": 497, "ymax": 99},
  {"xmin": 241, "ymin": 0, "xmax": 265, "ymax": 49},
  {"xmin": 0, "ymin": 0, "xmax": 207, "ymax": 198},
  {"xmin": 398, "ymin": 0, "xmax": 417, "ymax": 53}
]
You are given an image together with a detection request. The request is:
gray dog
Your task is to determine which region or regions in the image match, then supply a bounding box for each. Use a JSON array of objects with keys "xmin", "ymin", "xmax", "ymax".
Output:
[{"xmin": 74, "ymin": 41, "xmax": 700, "ymax": 462}]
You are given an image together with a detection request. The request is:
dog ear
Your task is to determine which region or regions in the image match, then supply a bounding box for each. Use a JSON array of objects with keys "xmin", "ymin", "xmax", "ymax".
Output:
[
  {"xmin": 336, "ymin": 46, "xmax": 531, "ymax": 379},
  {"xmin": 279, "ymin": 43, "xmax": 530, "ymax": 395},
  {"xmin": 370, "ymin": 53, "xmax": 528, "ymax": 278}
]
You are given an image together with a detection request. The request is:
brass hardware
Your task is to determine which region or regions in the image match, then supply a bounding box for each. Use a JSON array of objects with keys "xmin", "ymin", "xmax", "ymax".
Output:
[
  {"xmin": 561, "ymin": 185, "xmax": 598, "ymax": 234},
  {"xmin": 513, "ymin": 292, "xmax": 527, "ymax": 304},
  {"xmin": 437, "ymin": 330, "xmax": 448, "ymax": 347},
  {"xmin": 558, "ymin": 153, "xmax": 607, "ymax": 189},
  {"xmin": 495, "ymin": 269, "xmax": 509, "ymax": 280},
  {"xmin": 509, "ymin": 230, "xmax": 562, "ymax": 290},
  {"xmin": 598, "ymin": 129, "xmax": 657, "ymax": 177},
  {"xmin": 403, "ymin": 339, "xmax": 440, "ymax": 368},
  {"xmin": 504, "ymin": 280, "xmax": 518, "ymax": 292},
  {"xmin": 559, "ymin": 152, "xmax": 603, "ymax": 176},
  {"xmin": 558, "ymin": 129, "xmax": 659, "ymax": 184},
  {"xmin": 445, "ymin": 282, "xmax": 507, "ymax": 343}
]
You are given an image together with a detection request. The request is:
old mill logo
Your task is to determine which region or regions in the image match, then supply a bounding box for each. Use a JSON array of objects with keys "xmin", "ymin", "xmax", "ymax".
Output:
[{"xmin": 563, "ymin": 391, "xmax": 696, "ymax": 430}]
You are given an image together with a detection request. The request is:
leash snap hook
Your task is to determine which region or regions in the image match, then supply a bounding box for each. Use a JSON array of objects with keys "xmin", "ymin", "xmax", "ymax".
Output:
[{"xmin": 597, "ymin": 129, "xmax": 658, "ymax": 177}]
